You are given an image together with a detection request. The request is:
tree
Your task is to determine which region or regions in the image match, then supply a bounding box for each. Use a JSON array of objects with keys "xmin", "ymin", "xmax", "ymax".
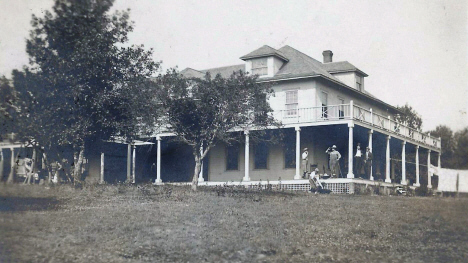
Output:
[
  {"xmin": 395, "ymin": 103, "xmax": 423, "ymax": 131},
  {"xmin": 429, "ymin": 125, "xmax": 455, "ymax": 168},
  {"xmin": 13, "ymin": 0, "xmax": 159, "ymax": 185},
  {"xmin": 0, "ymin": 76, "xmax": 17, "ymax": 138},
  {"xmin": 155, "ymin": 70, "xmax": 278, "ymax": 190},
  {"xmin": 453, "ymin": 128, "xmax": 468, "ymax": 169}
]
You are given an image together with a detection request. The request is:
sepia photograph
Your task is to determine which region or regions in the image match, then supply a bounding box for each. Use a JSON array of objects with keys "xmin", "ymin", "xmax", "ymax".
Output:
[{"xmin": 1, "ymin": 0, "xmax": 467, "ymax": 262}]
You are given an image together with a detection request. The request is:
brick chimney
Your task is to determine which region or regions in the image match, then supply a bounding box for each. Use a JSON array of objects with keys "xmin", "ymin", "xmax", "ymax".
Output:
[{"xmin": 322, "ymin": 50, "xmax": 333, "ymax": 63}]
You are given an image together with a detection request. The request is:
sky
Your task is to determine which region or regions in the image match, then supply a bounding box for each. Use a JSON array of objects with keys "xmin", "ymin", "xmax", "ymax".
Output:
[{"xmin": 1, "ymin": 0, "xmax": 467, "ymax": 132}]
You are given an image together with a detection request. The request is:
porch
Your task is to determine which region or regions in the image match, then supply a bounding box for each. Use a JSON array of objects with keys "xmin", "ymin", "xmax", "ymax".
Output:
[{"xmin": 175, "ymin": 178, "xmax": 406, "ymax": 194}]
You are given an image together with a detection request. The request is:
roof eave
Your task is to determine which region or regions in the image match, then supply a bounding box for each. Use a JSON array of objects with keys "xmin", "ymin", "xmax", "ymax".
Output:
[
  {"xmin": 240, "ymin": 53, "xmax": 289, "ymax": 62},
  {"xmin": 327, "ymin": 69, "xmax": 369, "ymax": 77}
]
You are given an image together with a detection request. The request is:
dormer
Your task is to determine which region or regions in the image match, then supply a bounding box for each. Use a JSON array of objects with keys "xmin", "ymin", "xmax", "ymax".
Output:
[
  {"xmin": 240, "ymin": 45, "xmax": 288, "ymax": 78},
  {"xmin": 321, "ymin": 50, "xmax": 368, "ymax": 92}
]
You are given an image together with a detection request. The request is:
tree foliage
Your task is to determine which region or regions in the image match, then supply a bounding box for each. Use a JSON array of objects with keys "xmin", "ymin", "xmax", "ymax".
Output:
[
  {"xmin": 0, "ymin": 76, "xmax": 17, "ymax": 138},
  {"xmin": 396, "ymin": 103, "xmax": 423, "ymax": 131},
  {"xmin": 453, "ymin": 128, "xmax": 468, "ymax": 169},
  {"xmin": 155, "ymin": 70, "xmax": 278, "ymax": 190},
  {"xmin": 13, "ymin": 0, "xmax": 159, "ymax": 184}
]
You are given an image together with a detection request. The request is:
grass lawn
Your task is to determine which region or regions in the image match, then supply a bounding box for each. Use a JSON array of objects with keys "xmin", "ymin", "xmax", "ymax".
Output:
[{"xmin": 0, "ymin": 184, "xmax": 467, "ymax": 263}]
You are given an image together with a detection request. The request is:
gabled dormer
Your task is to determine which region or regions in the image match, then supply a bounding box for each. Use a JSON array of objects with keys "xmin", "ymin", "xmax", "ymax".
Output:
[
  {"xmin": 240, "ymin": 45, "xmax": 289, "ymax": 78},
  {"xmin": 321, "ymin": 50, "xmax": 369, "ymax": 92}
]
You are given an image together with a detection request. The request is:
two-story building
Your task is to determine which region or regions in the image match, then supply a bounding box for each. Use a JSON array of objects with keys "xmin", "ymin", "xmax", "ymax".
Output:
[
  {"xmin": 89, "ymin": 45, "xmax": 442, "ymax": 193},
  {"xmin": 132, "ymin": 45, "xmax": 439, "ymax": 193}
]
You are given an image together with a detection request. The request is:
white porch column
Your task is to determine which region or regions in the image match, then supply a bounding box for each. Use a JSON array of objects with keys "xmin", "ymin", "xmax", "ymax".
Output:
[
  {"xmin": 294, "ymin": 126, "xmax": 301, "ymax": 179},
  {"xmin": 368, "ymin": 130, "xmax": 373, "ymax": 180},
  {"xmin": 132, "ymin": 144, "xmax": 136, "ymax": 183},
  {"xmin": 347, "ymin": 122, "xmax": 354, "ymax": 178},
  {"xmin": 385, "ymin": 135, "xmax": 391, "ymax": 183},
  {"xmin": 427, "ymin": 150, "xmax": 432, "ymax": 189},
  {"xmin": 198, "ymin": 145, "xmax": 205, "ymax": 182},
  {"xmin": 243, "ymin": 130, "xmax": 250, "ymax": 182},
  {"xmin": 414, "ymin": 146, "xmax": 420, "ymax": 186},
  {"xmin": 127, "ymin": 143, "xmax": 131, "ymax": 182},
  {"xmin": 100, "ymin": 152, "xmax": 105, "ymax": 184},
  {"xmin": 401, "ymin": 141, "xmax": 406, "ymax": 185},
  {"xmin": 154, "ymin": 136, "xmax": 162, "ymax": 184},
  {"xmin": 438, "ymin": 152, "xmax": 441, "ymax": 169}
]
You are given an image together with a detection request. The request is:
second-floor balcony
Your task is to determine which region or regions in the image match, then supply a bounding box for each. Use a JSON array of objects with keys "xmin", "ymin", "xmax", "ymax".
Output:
[{"xmin": 274, "ymin": 102, "xmax": 441, "ymax": 149}]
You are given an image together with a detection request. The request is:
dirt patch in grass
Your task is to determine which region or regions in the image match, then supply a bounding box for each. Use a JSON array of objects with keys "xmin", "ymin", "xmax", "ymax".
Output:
[{"xmin": 0, "ymin": 184, "xmax": 467, "ymax": 262}]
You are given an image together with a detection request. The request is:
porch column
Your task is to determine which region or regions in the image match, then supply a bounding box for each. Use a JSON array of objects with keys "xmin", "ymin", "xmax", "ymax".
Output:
[
  {"xmin": 243, "ymin": 130, "xmax": 250, "ymax": 182},
  {"xmin": 127, "ymin": 143, "xmax": 131, "ymax": 182},
  {"xmin": 438, "ymin": 152, "xmax": 441, "ymax": 169},
  {"xmin": 132, "ymin": 144, "xmax": 136, "ymax": 183},
  {"xmin": 154, "ymin": 136, "xmax": 162, "ymax": 184},
  {"xmin": 9, "ymin": 147, "xmax": 14, "ymax": 183},
  {"xmin": 368, "ymin": 130, "xmax": 373, "ymax": 180},
  {"xmin": 100, "ymin": 152, "xmax": 105, "ymax": 184},
  {"xmin": 414, "ymin": 146, "xmax": 420, "ymax": 186},
  {"xmin": 198, "ymin": 145, "xmax": 204, "ymax": 182},
  {"xmin": 294, "ymin": 126, "xmax": 301, "ymax": 179},
  {"xmin": 401, "ymin": 141, "xmax": 406, "ymax": 185},
  {"xmin": 347, "ymin": 122, "xmax": 354, "ymax": 178},
  {"xmin": 385, "ymin": 135, "xmax": 391, "ymax": 183},
  {"xmin": 0, "ymin": 149, "xmax": 3, "ymax": 180},
  {"xmin": 427, "ymin": 150, "xmax": 432, "ymax": 189}
]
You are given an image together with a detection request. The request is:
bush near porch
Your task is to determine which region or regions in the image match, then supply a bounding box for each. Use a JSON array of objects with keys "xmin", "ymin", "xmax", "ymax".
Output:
[{"xmin": 1, "ymin": 184, "xmax": 467, "ymax": 262}]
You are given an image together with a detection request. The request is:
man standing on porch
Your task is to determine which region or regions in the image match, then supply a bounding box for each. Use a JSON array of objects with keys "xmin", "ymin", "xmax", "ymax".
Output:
[
  {"xmin": 302, "ymin": 148, "xmax": 309, "ymax": 179},
  {"xmin": 326, "ymin": 145, "xmax": 341, "ymax": 177},
  {"xmin": 364, "ymin": 147, "xmax": 373, "ymax": 179}
]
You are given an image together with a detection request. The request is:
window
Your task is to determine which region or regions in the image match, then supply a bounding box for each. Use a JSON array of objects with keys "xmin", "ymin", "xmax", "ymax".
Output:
[
  {"xmin": 226, "ymin": 144, "xmax": 240, "ymax": 170},
  {"xmin": 356, "ymin": 75, "xmax": 362, "ymax": 91},
  {"xmin": 252, "ymin": 58, "xmax": 268, "ymax": 76},
  {"xmin": 321, "ymin": 91, "xmax": 328, "ymax": 118},
  {"xmin": 254, "ymin": 143, "xmax": 269, "ymax": 169},
  {"xmin": 338, "ymin": 98, "xmax": 345, "ymax": 119},
  {"xmin": 284, "ymin": 144, "xmax": 296, "ymax": 168},
  {"xmin": 285, "ymin": 90, "xmax": 298, "ymax": 116}
]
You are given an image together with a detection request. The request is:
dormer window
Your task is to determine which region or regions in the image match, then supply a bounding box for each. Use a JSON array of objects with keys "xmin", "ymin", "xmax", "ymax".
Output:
[
  {"xmin": 252, "ymin": 58, "xmax": 268, "ymax": 76},
  {"xmin": 356, "ymin": 75, "xmax": 363, "ymax": 91}
]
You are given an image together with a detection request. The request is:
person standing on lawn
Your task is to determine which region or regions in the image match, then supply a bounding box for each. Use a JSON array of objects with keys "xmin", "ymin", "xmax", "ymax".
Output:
[
  {"xmin": 302, "ymin": 148, "xmax": 309, "ymax": 179},
  {"xmin": 326, "ymin": 145, "xmax": 341, "ymax": 177},
  {"xmin": 355, "ymin": 143, "xmax": 363, "ymax": 177},
  {"xmin": 364, "ymin": 147, "xmax": 373, "ymax": 179}
]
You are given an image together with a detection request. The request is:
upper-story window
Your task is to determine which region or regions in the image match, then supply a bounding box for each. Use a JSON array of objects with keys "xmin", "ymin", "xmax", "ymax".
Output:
[
  {"xmin": 356, "ymin": 75, "xmax": 362, "ymax": 91},
  {"xmin": 252, "ymin": 58, "xmax": 268, "ymax": 76},
  {"xmin": 285, "ymin": 90, "xmax": 298, "ymax": 116}
]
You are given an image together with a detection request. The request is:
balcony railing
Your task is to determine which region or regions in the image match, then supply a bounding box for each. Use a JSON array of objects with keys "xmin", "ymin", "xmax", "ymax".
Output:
[{"xmin": 275, "ymin": 103, "xmax": 441, "ymax": 149}]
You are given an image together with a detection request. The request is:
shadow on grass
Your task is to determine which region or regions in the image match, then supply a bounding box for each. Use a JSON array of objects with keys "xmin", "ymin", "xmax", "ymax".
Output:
[{"xmin": 0, "ymin": 197, "xmax": 61, "ymax": 212}]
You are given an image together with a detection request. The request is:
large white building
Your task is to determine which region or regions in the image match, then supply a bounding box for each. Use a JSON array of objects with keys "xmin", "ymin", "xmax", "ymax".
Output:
[{"xmin": 147, "ymin": 45, "xmax": 441, "ymax": 192}]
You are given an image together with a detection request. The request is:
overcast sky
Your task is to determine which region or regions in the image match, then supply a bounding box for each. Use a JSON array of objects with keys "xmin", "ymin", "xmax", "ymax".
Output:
[{"xmin": 1, "ymin": 0, "xmax": 467, "ymax": 132}]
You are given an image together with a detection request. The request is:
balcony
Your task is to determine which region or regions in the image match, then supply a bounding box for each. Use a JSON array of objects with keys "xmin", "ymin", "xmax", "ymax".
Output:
[{"xmin": 274, "ymin": 103, "xmax": 441, "ymax": 150}]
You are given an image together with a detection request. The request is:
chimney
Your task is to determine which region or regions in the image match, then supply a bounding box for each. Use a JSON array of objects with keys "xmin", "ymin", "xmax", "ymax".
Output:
[{"xmin": 322, "ymin": 50, "xmax": 333, "ymax": 63}]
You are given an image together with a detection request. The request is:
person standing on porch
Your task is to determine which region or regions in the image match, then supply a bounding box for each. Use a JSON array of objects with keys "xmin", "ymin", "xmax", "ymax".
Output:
[
  {"xmin": 364, "ymin": 147, "xmax": 373, "ymax": 179},
  {"xmin": 355, "ymin": 143, "xmax": 363, "ymax": 177},
  {"xmin": 326, "ymin": 145, "xmax": 341, "ymax": 177},
  {"xmin": 302, "ymin": 148, "xmax": 309, "ymax": 179}
]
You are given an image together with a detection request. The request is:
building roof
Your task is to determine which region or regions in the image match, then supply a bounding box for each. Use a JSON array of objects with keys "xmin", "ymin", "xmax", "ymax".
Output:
[
  {"xmin": 240, "ymin": 45, "xmax": 289, "ymax": 62},
  {"xmin": 180, "ymin": 45, "xmax": 400, "ymax": 114},
  {"xmin": 321, "ymin": 61, "xmax": 368, "ymax": 77},
  {"xmin": 180, "ymin": 64, "xmax": 245, "ymax": 79}
]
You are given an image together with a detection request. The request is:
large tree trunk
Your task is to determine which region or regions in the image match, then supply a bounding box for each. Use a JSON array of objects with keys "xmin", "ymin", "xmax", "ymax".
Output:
[
  {"xmin": 73, "ymin": 145, "xmax": 85, "ymax": 186},
  {"xmin": 42, "ymin": 151, "xmax": 53, "ymax": 183},
  {"xmin": 191, "ymin": 155, "xmax": 201, "ymax": 191}
]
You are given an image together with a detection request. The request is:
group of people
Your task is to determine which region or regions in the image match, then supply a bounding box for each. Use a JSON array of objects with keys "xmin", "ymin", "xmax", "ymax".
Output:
[{"xmin": 301, "ymin": 143, "xmax": 373, "ymax": 180}]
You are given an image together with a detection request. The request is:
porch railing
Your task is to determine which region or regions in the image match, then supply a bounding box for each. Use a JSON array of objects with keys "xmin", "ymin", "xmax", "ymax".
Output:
[
  {"xmin": 274, "ymin": 103, "xmax": 441, "ymax": 149},
  {"xmin": 275, "ymin": 104, "xmax": 352, "ymax": 124}
]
